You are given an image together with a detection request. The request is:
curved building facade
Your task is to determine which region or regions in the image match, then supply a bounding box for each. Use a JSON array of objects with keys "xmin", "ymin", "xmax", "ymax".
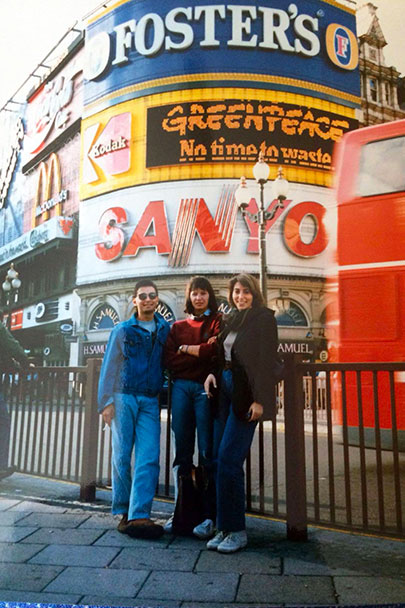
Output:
[{"xmin": 76, "ymin": 0, "xmax": 361, "ymax": 362}]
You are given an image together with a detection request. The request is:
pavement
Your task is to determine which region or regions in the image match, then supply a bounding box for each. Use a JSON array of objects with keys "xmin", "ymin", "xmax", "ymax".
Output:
[{"xmin": 0, "ymin": 474, "xmax": 404, "ymax": 607}]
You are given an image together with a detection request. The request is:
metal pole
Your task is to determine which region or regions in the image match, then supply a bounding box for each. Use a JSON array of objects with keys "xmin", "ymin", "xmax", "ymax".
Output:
[
  {"xmin": 4, "ymin": 294, "xmax": 11, "ymax": 330},
  {"xmin": 258, "ymin": 180, "xmax": 268, "ymax": 306}
]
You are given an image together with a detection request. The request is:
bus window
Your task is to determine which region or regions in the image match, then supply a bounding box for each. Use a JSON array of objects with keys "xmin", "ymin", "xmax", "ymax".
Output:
[{"xmin": 356, "ymin": 135, "xmax": 405, "ymax": 197}]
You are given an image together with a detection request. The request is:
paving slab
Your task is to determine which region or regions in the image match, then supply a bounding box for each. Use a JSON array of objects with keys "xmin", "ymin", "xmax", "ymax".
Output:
[
  {"xmin": 20, "ymin": 527, "xmax": 104, "ymax": 545},
  {"xmin": 15, "ymin": 512, "xmax": 91, "ymax": 528},
  {"xmin": 236, "ymin": 574, "xmax": 336, "ymax": 605},
  {"xmin": 0, "ymin": 526, "xmax": 37, "ymax": 543},
  {"xmin": 195, "ymin": 548, "xmax": 280, "ymax": 574},
  {"xmin": 77, "ymin": 513, "xmax": 118, "ymax": 529},
  {"xmin": 110, "ymin": 546, "xmax": 200, "ymax": 571},
  {"xmin": 321, "ymin": 536, "xmax": 405, "ymax": 577},
  {"xmin": 168, "ymin": 535, "xmax": 208, "ymax": 550},
  {"xmin": 8, "ymin": 500, "xmax": 67, "ymax": 513},
  {"xmin": 0, "ymin": 499, "xmax": 21, "ymax": 511},
  {"xmin": 284, "ymin": 556, "xmax": 357, "ymax": 576},
  {"xmin": 0, "ymin": 511, "xmax": 31, "ymax": 526},
  {"xmin": 94, "ymin": 529, "xmax": 171, "ymax": 548},
  {"xmin": 28, "ymin": 544, "xmax": 120, "ymax": 567},
  {"xmin": 137, "ymin": 571, "xmax": 239, "ymax": 602},
  {"xmin": 0, "ymin": 542, "xmax": 45, "ymax": 563},
  {"xmin": 0, "ymin": 563, "xmax": 64, "ymax": 591},
  {"xmin": 44, "ymin": 565, "xmax": 149, "ymax": 597},
  {"xmin": 334, "ymin": 575, "xmax": 405, "ymax": 604},
  {"xmin": 81, "ymin": 595, "xmax": 181, "ymax": 607},
  {"xmin": 0, "ymin": 591, "xmax": 83, "ymax": 603}
]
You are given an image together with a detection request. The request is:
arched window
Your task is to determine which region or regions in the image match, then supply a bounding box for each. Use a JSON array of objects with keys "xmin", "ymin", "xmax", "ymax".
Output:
[
  {"xmin": 89, "ymin": 304, "xmax": 120, "ymax": 330},
  {"xmin": 273, "ymin": 301, "xmax": 308, "ymax": 327}
]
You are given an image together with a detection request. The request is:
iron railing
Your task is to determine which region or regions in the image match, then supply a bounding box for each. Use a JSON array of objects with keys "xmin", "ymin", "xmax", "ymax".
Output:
[{"xmin": 2, "ymin": 357, "xmax": 404, "ymax": 539}]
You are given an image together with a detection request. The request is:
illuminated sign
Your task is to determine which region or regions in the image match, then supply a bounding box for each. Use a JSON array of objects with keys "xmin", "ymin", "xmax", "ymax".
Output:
[
  {"xmin": 0, "ymin": 215, "xmax": 74, "ymax": 266},
  {"xmin": 147, "ymin": 100, "xmax": 357, "ymax": 171},
  {"xmin": 33, "ymin": 153, "xmax": 68, "ymax": 224},
  {"xmin": 25, "ymin": 50, "xmax": 83, "ymax": 158},
  {"xmin": 82, "ymin": 341, "xmax": 108, "ymax": 358},
  {"xmin": 0, "ymin": 117, "xmax": 24, "ymax": 210},
  {"xmin": 83, "ymin": 112, "xmax": 131, "ymax": 184},
  {"xmin": 10, "ymin": 309, "xmax": 23, "ymax": 332},
  {"xmin": 283, "ymin": 201, "xmax": 328, "ymax": 258},
  {"xmin": 278, "ymin": 341, "xmax": 313, "ymax": 354},
  {"xmin": 77, "ymin": 180, "xmax": 333, "ymax": 285},
  {"xmin": 94, "ymin": 197, "xmax": 324, "ymax": 264},
  {"xmin": 89, "ymin": 304, "xmax": 120, "ymax": 329},
  {"xmin": 325, "ymin": 23, "xmax": 358, "ymax": 70},
  {"xmin": 84, "ymin": 0, "xmax": 360, "ymax": 109},
  {"xmin": 156, "ymin": 301, "xmax": 175, "ymax": 323}
]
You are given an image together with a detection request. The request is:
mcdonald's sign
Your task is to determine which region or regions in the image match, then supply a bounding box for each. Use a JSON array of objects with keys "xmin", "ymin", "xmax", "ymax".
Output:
[{"xmin": 32, "ymin": 153, "xmax": 68, "ymax": 227}]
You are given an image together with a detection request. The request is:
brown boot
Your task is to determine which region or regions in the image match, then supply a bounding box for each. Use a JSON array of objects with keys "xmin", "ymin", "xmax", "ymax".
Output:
[
  {"xmin": 125, "ymin": 518, "xmax": 164, "ymax": 539},
  {"xmin": 117, "ymin": 514, "xmax": 129, "ymax": 534}
]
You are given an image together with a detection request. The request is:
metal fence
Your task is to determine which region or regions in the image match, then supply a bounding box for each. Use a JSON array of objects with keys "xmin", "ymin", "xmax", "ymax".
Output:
[
  {"xmin": 2, "ymin": 357, "xmax": 404, "ymax": 539},
  {"xmin": 2, "ymin": 367, "xmax": 87, "ymax": 482}
]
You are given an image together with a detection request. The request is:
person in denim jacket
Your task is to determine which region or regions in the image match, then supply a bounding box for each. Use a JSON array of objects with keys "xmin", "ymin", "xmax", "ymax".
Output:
[{"xmin": 98, "ymin": 279, "xmax": 170, "ymax": 539}]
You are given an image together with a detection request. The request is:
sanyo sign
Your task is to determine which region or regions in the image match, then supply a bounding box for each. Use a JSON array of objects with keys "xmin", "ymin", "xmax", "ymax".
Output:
[
  {"xmin": 77, "ymin": 179, "xmax": 333, "ymax": 285},
  {"xmin": 84, "ymin": 1, "xmax": 360, "ymax": 105}
]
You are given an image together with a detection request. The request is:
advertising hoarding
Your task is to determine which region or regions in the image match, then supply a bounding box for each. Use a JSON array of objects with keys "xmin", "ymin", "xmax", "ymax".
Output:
[
  {"xmin": 80, "ymin": 89, "xmax": 357, "ymax": 199},
  {"xmin": 77, "ymin": 179, "xmax": 333, "ymax": 285},
  {"xmin": 84, "ymin": 0, "xmax": 360, "ymax": 111},
  {"xmin": 24, "ymin": 48, "xmax": 83, "ymax": 163}
]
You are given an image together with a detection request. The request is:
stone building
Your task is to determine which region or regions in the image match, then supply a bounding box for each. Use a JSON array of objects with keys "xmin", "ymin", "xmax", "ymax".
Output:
[{"xmin": 357, "ymin": 2, "xmax": 405, "ymax": 126}]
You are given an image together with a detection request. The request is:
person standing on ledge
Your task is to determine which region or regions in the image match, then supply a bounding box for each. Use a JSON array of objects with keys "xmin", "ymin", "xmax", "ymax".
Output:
[{"xmin": 98, "ymin": 279, "xmax": 170, "ymax": 539}]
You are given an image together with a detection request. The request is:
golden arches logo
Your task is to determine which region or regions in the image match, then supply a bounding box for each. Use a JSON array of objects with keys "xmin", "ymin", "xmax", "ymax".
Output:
[{"xmin": 32, "ymin": 153, "xmax": 66, "ymax": 227}]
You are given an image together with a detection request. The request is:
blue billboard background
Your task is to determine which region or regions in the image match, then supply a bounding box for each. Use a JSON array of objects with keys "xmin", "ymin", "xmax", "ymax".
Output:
[{"xmin": 84, "ymin": 0, "xmax": 360, "ymax": 110}]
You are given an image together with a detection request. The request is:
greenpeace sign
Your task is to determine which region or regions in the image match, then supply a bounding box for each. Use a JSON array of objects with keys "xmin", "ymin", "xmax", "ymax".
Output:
[
  {"xmin": 147, "ymin": 99, "xmax": 357, "ymax": 172},
  {"xmin": 84, "ymin": 0, "xmax": 360, "ymax": 106}
]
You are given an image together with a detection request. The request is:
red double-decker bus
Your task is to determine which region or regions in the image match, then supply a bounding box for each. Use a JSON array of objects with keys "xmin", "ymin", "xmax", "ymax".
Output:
[{"xmin": 329, "ymin": 119, "xmax": 405, "ymax": 449}]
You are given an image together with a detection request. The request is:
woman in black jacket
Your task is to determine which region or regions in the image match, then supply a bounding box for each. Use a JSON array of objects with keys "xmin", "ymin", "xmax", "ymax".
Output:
[{"xmin": 204, "ymin": 273, "xmax": 278, "ymax": 553}]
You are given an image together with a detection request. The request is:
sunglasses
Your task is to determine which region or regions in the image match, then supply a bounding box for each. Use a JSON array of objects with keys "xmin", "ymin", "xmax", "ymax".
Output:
[{"xmin": 137, "ymin": 292, "xmax": 158, "ymax": 301}]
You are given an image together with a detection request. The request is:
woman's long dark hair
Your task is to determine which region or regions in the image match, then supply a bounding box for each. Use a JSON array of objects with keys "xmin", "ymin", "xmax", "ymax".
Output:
[
  {"xmin": 218, "ymin": 274, "xmax": 265, "ymax": 337},
  {"xmin": 227, "ymin": 273, "xmax": 265, "ymax": 309},
  {"xmin": 184, "ymin": 276, "xmax": 218, "ymax": 314}
]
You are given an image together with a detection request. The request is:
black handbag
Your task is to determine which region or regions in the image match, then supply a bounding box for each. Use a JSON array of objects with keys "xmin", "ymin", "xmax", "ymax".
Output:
[
  {"xmin": 273, "ymin": 356, "xmax": 286, "ymax": 383},
  {"xmin": 172, "ymin": 466, "xmax": 206, "ymax": 536}
]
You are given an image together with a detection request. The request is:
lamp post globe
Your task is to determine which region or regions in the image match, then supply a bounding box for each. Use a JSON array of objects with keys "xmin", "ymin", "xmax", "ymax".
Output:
[
  {"xmin": 1, "ymin": 263, "xmax": 22, "ymax": 329},
  {"xmin": 237, "ymin": 157, "xmax": 289, "ymax": 305},
  {"xmin": 235, "ymin": 176, "xmax": 250, "ymax": 212}
]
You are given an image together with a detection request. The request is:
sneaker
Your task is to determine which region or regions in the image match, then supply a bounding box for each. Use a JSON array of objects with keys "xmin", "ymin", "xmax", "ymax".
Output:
[
  {"xmin": 217, "ymin": 530, "xmax": 248, "ymax": 553},
  {"xmin": 125, "ymin": 518, "xmax": 164, "ymax": 539},
  {"xmin": 206, "ymin": 530, "xmax": 228, "ymax": 550},
  {"xmin": 193, "ymin": 518, "xmax": 214, "ymax": 539},
  {"xmin": 117, "ymin": 514, "xmax": 129, "ymax": 534},
  {"xmin": 163, "ymin": 515, "xmax": 174, "ymax": 533}
]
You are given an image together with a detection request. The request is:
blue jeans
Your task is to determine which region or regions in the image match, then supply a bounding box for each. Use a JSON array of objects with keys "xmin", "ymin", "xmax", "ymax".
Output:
[
  {"xmin": 171, "ymin": 378, "xmax": 215, "ymax": 519},
  {"xmin": 171, "ymin": 378, "xmax": 213, "ymax": 472},
  {"xmin": 111, "ymin": 392, "xmax": 160, "ymax": 520},
  {"xmin": 214, "ymin": 369, "xmax": 257, "ymax": 532}
]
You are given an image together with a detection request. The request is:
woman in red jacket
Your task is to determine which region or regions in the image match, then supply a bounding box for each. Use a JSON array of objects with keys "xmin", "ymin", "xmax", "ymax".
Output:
[{"xmin": 164, "ymin": 276, "xmax": 221, "ymax": 538}]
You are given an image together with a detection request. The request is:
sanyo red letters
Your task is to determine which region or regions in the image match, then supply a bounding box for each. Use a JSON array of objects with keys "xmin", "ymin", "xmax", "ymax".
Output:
[{"xmin": 95, "ymin": 198, "xmax": 328, "ymax": 263}]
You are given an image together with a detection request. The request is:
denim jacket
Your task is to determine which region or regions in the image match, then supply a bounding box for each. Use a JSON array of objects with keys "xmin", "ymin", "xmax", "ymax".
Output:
[{"xmin": 98, "ymin": 313, "xmax": 170, "ymax": 412}]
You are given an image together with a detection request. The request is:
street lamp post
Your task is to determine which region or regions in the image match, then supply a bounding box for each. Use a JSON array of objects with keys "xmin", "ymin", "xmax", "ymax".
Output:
[
  {"xmin": 235, "ymin": 153, "xmax": 289, "ymax": 305},
  {"xmin": 2, "ymin": 263, "xmax": 22, "ymax": 329}
]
